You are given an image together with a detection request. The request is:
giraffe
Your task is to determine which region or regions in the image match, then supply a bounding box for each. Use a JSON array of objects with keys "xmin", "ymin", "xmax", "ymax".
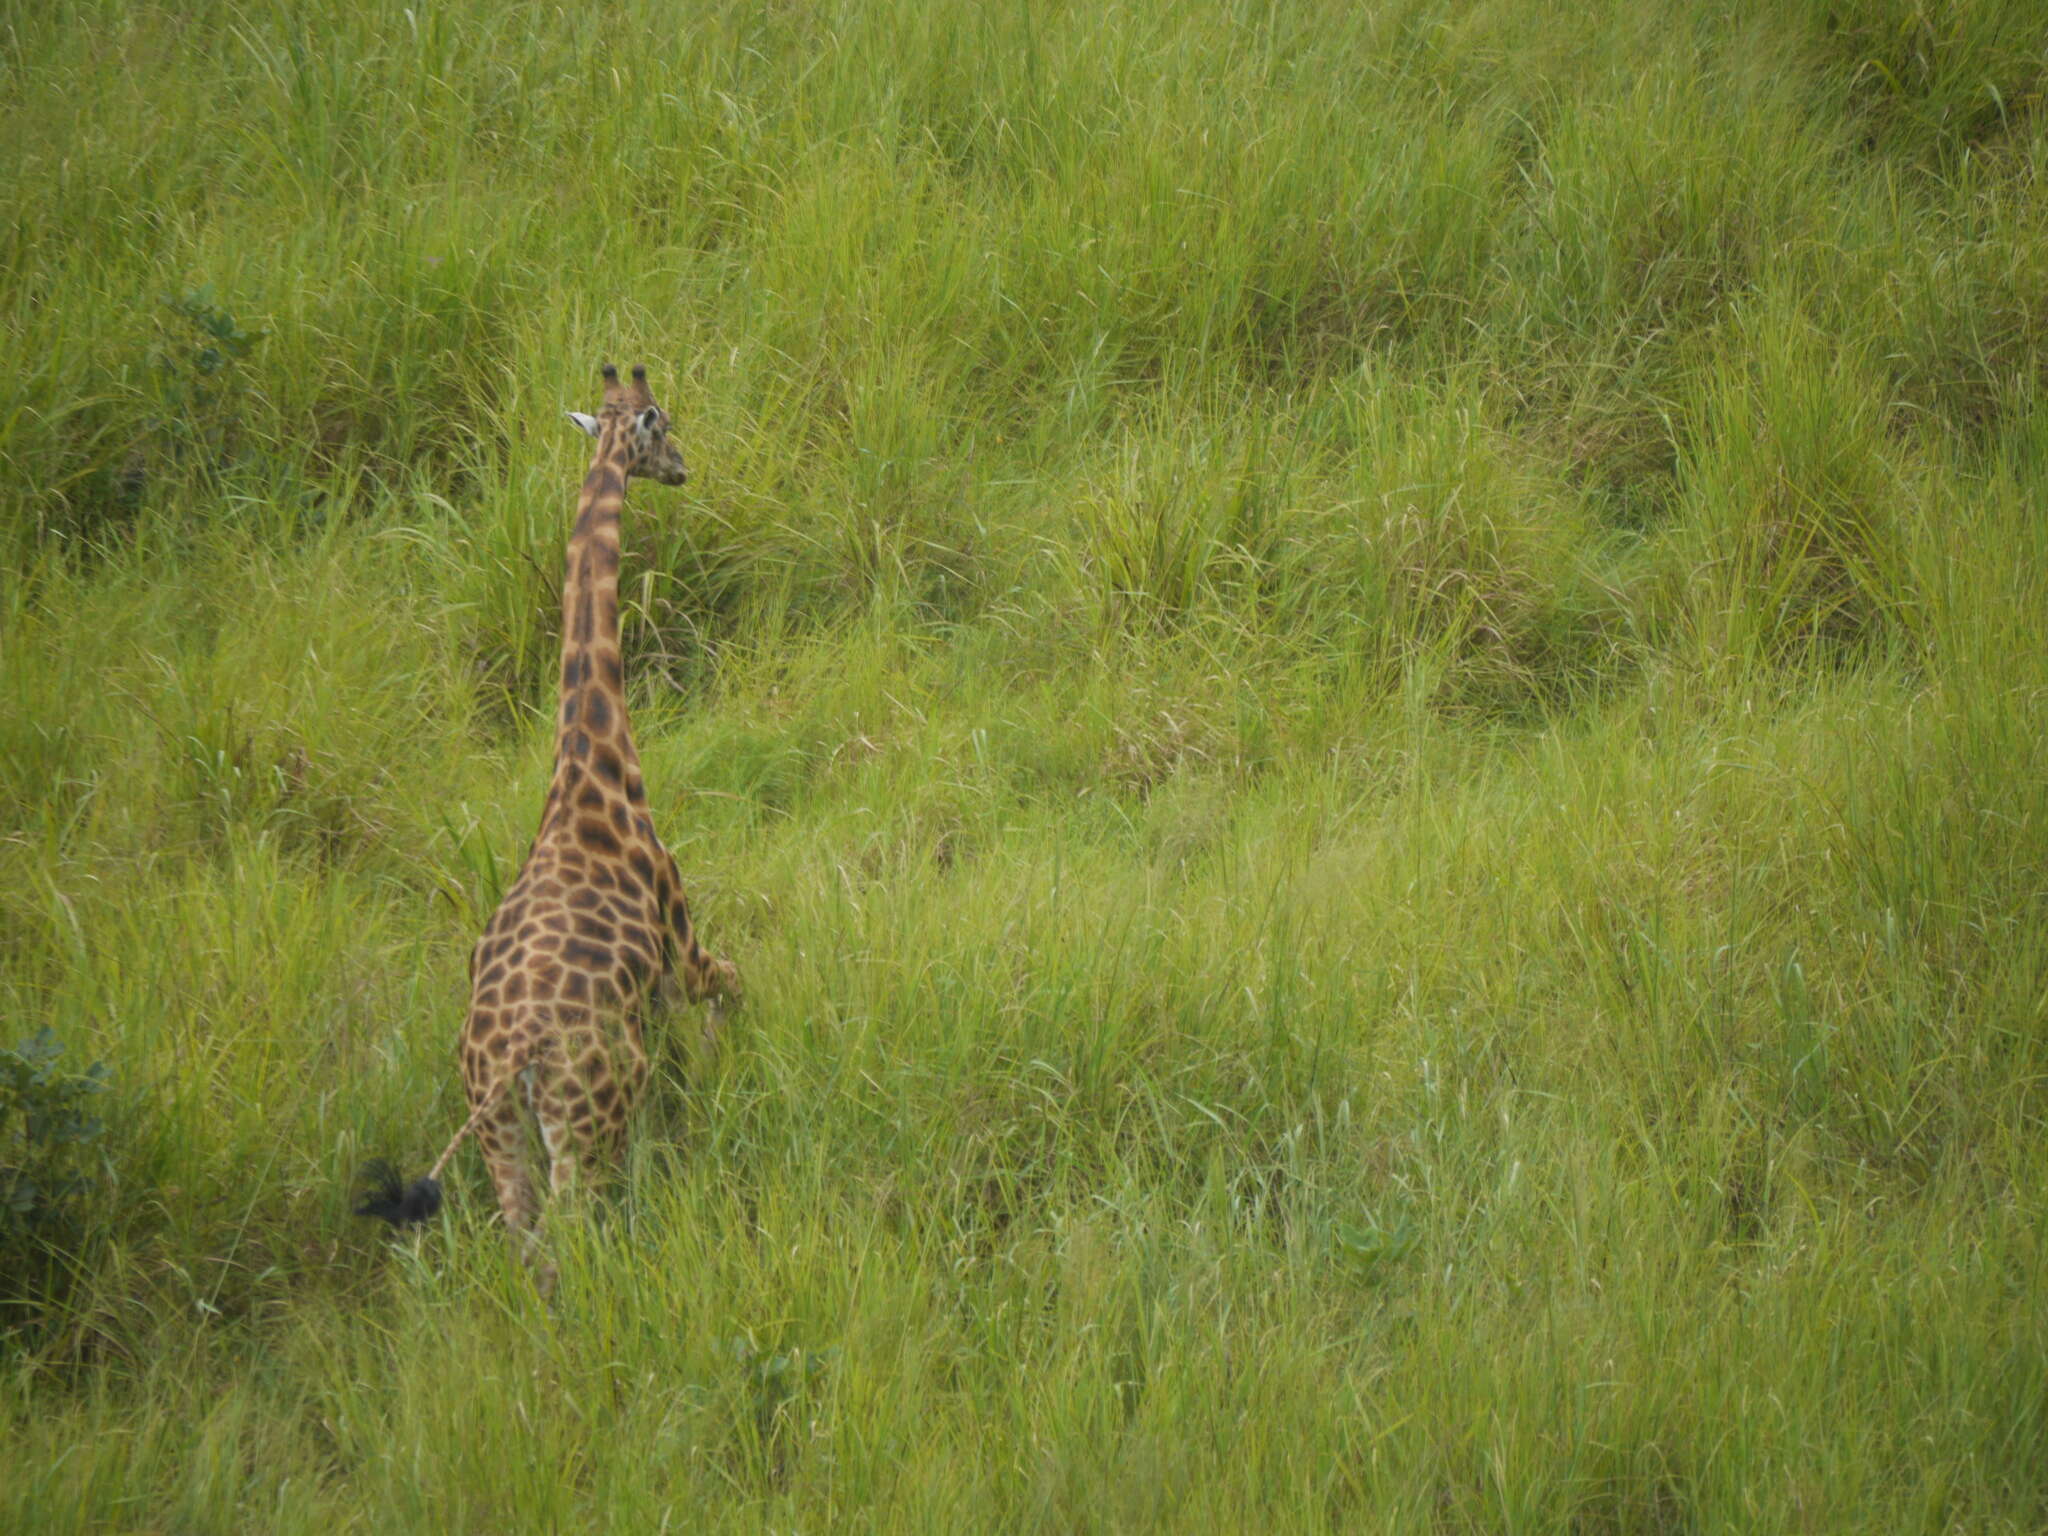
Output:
[{"xmin": 359, "ymin": 364, "xmax": 739, "ymax": 1285}]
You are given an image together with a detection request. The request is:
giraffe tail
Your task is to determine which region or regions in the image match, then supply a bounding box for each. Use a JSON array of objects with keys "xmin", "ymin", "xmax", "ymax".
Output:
[
  {"xmin": 354, "ymin": 1071, "xmax": 523, "ymax": 1227},
  {"xmin": 353, "ymin": 1159, "xmax": 444, "ymax": 1226}
]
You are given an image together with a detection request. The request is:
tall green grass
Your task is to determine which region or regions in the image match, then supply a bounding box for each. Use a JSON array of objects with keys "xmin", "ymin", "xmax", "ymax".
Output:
[{"xmin": 3, "ymin": 0, "xmax": 2045, "ymax": 1527}]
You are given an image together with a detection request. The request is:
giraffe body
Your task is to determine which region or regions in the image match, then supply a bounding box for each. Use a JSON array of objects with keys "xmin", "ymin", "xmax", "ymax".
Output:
[{"xmin": 359, "ymin": 365, "xmax": 736, "ymax": 1280}]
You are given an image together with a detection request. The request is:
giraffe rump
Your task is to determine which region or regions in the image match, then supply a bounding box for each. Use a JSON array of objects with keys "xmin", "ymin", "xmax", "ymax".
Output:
[{"xmin": 353, "ymin": 1158, "xmax": 444, "ymax": 1226}]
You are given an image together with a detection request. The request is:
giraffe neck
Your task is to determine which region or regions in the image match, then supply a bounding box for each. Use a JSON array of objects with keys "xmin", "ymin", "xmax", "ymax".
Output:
[{"xmin": 554, "ymin": 424, "xmax": 637, "ymax": 769}]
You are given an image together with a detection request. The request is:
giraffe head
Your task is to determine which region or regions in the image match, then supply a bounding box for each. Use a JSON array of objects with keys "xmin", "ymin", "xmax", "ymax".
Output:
[{"xmin": 565, "ymin": 363, "xmax": 689, "ymax": 486}]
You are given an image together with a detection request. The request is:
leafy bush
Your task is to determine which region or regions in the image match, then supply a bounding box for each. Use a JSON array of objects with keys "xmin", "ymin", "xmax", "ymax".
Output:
[
  {"xmin": 1, "ymin": 1029, "xmax": 109, "ymax": 1295},
  {"xmin": 147, "ymin": 286, "xmax": 268, "ymax": 478}
]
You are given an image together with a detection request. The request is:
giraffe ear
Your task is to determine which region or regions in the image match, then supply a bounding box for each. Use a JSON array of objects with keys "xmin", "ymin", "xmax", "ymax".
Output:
[{"xmin": 565, "ymin": 411, "xmax": 602, "ymax": 438}]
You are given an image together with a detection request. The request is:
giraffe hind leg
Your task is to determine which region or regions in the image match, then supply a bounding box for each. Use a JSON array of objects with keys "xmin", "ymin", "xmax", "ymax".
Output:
[
  {"xmin": 475, "ymin": 1083, "xmax": 541, "ymax": 1243},
  {"xmin": 532, "ymin": 1070, "xmax": 610, "ymax": 1206},
  {"xmin": 484, "ymin": 1067, "xmax": 574, "ymax": 1297}
]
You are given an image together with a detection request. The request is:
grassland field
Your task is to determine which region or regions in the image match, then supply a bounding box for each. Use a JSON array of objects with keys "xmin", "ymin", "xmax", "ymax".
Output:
[{"xmin": 3, "ymin": 0, "xmax": 2048, "ymax": 1529}]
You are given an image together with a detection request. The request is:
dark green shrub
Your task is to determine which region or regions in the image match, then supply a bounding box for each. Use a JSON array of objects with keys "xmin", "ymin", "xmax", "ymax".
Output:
[
  {"xmin": 148, "ymin": 286, "xmax": 268, "ymax": 477},
  {"xmin": 1, "ymin": 1029, "xmax": 109, "ymax": 1313}
]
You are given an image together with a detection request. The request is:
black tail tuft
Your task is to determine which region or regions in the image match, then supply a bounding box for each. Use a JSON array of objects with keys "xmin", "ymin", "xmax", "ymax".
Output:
[{"xmin": 353, "ymin": 1158, "xmax": 444, "ymax": 1226}]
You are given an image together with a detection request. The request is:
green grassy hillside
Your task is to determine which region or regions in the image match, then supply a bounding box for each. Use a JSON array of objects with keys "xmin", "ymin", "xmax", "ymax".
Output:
[{"xmin": 3, "ymin": 0, "xmax": 2046, "ymax": 1527}]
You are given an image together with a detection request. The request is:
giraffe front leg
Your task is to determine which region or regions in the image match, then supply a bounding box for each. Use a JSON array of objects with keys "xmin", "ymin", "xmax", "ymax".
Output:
[
  {"xmin": 685, "ymin": 952, "xmax": 740, "ymax": 1014},
  {"xmin": 664, "ymin": 952, "xmax": 738, "ymax": 1059},
  {"xmin": 659, "ymin": 859, "xmax": 741, "ymax": 1017}
]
